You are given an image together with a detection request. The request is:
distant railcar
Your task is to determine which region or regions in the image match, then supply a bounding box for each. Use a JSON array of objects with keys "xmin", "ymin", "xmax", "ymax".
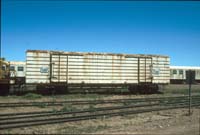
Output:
[
  {"xmin": 25, "ymin": 50, "xmax": 170, "ymax": 94},
  {"xmin": 170, "ymin": 66, "xmax": 200, "ymax": 84},
  {"xmin": 9, "ymin": 61, "xmax": 26, "ymax": 85}
]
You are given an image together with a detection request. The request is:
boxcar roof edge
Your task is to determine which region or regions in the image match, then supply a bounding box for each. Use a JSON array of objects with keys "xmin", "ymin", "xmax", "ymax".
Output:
[{"xmin": 26, "ymin": 50, "xmax": 169, "ymax": 58}]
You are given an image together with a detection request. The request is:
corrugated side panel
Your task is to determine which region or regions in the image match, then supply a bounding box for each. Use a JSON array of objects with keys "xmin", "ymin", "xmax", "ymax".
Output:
[
  {"xmin": 26, "ymin": 52, "xmax": 50, "ymax": 83},
  {"xmin": 52, "ymin": 54, "xmax": 139, "ymax": 84},
  {"xmin": 152, "ymin": 57, "xmax": 170, "ymax": 84},
  {"xmin": 26, "ymin": 50, "xmax": 170, "ymax": 84}
]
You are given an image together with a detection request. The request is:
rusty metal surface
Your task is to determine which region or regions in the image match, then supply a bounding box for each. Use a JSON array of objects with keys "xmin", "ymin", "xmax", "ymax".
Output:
[
  {"xmin": 27, "ymin": 50, "xmax": 169, "ymax": 58},
  {"xmin": 26, "ymin": 50, "xmax": 170, "ymax": 84}
]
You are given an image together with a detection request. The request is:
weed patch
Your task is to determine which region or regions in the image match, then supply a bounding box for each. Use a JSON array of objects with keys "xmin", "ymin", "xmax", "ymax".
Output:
[
  {"xmin": 22, "ymin": 93, "xmax": 42, "ymax": 100},
  {"xmin": 60, "ymin": 104, "xmax": 78, "ymax": 112}
]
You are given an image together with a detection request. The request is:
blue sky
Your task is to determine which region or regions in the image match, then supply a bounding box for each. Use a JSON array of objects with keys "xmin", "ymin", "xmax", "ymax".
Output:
[{"xmin": 1, "ymin": 1, "xmax": 200, "ymax": 66}]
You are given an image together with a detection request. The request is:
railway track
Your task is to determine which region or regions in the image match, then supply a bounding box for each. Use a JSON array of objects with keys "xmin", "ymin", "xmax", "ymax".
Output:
[
  {"xmin": 0, "ymin": 96, "xmax": 200, "ymax": 130},
  {"xmin": 0, "ymin": 95, "xmax": 199, "ymax": 107}
]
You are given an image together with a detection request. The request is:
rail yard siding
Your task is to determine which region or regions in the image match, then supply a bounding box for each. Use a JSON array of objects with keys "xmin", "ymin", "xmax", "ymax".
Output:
[{"xmin": 26, "ymin": 50, "xmax": 170, "ymax": 84}]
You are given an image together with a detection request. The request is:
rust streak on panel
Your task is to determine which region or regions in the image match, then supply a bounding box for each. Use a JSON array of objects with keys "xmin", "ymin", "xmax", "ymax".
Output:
[
  {"xmin": 58, "ymin": 54, "xmax": 60, "ymax": 82},
  {"xmin": 66, "ymin": 55, "xmax": 68, "ymax": 84},
  {"xmin": 49, "ymin": 54, "xmax": 52, "ymax": 83},
  {"xmin": 138, "ymin": 58, "xmax": 140, "ymax": 83},
  {"xmin": 119, "ymin": 55, "xmax": 123, "ymax": 81},
  {"xmin": 112, "ymin": 55, "xmax": 114, "ymax": 80}
]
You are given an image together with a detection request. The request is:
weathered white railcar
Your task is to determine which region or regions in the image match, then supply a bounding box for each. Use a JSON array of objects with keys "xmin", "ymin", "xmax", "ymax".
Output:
[
  {"xmin": 9, "ymin": 61, "xmax": 26, "ymax": 78},
  {"xmin": 26, "ymin": 50, "xmax": 170, "ymax": 93},
  {"xmin": 170, "ymin": 66, "xmax": 200, "ymax": 84},
  {"xmin": 9, "ymin": 61, "xmax": 26, "ymax": 84}
]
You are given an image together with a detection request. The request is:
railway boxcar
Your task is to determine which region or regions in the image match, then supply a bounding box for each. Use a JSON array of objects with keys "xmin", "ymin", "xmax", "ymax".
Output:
[
  {"xmin": 170, "ymin": 66, "xmax": 200, "ymax": 84},
  {"xmin": 25, "ymin": 50, "xmax": 170, "ymax": 94}
]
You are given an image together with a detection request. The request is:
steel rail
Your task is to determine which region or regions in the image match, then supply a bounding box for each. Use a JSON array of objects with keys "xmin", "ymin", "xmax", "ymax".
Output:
[
  {"xmin": 0, "ymin": 95, "xmax": 195, "ymax": 105},
  {"xmin": 0, "ymin": 95, "xmax": 199, "ymax": 119},
  {"xmin": 0, "ymin": 102, "xmax": 159, "ymax": 122},
  {"xmin": 1, "ymin": 99, "xmax": 199, "ymax": 126},
  {"xmin": 0, "ymin": 97, "xmax": 195, "ymax": 120},
  {"xmin": 1, "ymin": 101, "xmax": 200, "ymax": 130},
  {"xmin": 0, "ymin": 96, "xmax": 198, "ymax": 117},
  {"xmin": 0, "ymin": 95, "xmax": 199, "ymax": 108}
]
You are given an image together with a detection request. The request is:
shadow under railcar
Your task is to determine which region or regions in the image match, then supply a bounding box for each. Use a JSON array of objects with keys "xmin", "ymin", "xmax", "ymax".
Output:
[{"xmin": 7, "ymin": 83, "xmax": 162, "ymax": 96}]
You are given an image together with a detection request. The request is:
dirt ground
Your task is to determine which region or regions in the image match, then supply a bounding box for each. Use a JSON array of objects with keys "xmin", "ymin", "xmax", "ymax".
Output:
[{"xmin": 97, "ymin": 108, "xmax": 200, "ymax": 135}]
